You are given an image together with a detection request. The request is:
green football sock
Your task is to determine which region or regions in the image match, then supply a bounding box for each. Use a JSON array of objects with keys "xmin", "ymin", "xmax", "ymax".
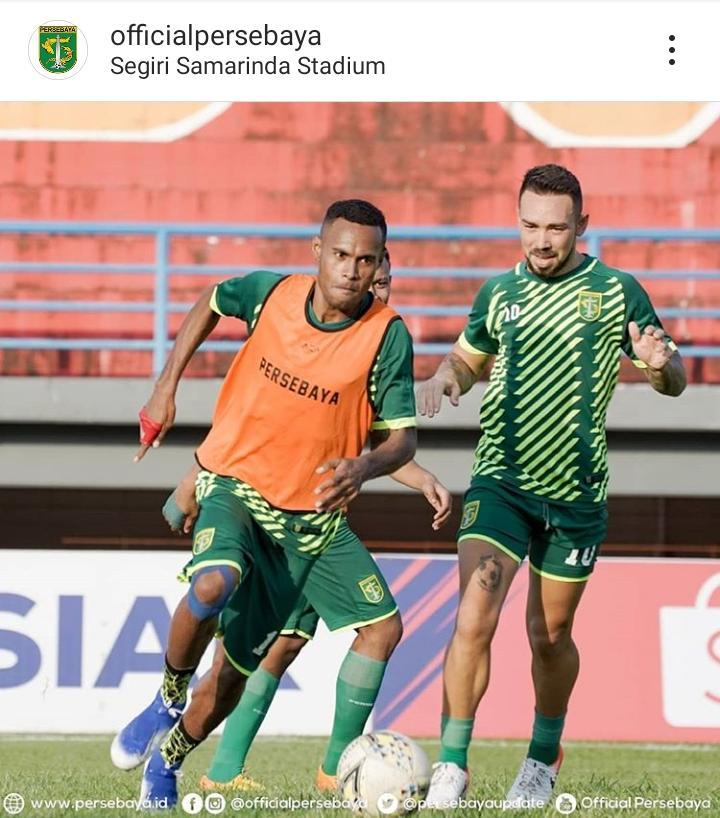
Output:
[
  {"xmin": 438, "ymin": 716, "xmax": 474, "ymax": 769},
  {"xmin": 207, "ymin": 667, "xmax": 280, "ymax": 782},
  {"xmin": 322, "ymin": 651, "xmax": 388, "ymax": 776},
  {"xmin": 528, "ymin": 711, "xmax": 565, "ymax": 765}
]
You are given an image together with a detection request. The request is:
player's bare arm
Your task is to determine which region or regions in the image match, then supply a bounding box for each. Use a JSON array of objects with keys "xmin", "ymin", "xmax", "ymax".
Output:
[
  {"xmin": 629, "ymin": 320, "xmax": 687, "ymax": 397},
  {"xmin": 391, "ymin": 460, "xmax": 452, "ymax": 530},
  {"xmin": 314, "ymin": 427, "xmax": 417, "ymax": 512},
  {"xmin": 163, "ymin": 463, "xmax": 200, "ymax": 534},
  {"xmin": 417, "ymin": 343, "xmax": 490, "ymax": 418},
  {"xmin": 135, "ymin": 284, "xmax": 220, "ymax": 461}
]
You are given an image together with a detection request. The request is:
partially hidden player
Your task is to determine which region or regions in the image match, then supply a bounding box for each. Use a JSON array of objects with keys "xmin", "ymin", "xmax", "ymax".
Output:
[
  {"xmin": 417, "ymin": 165, "xmax": 686, "ymax": 807},
  {"xmin": 111, "ymin": 200, "xmax": 418, "ymax": 811}
]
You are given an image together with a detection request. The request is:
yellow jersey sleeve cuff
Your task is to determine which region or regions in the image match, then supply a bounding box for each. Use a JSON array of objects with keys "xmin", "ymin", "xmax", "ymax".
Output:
[
  {"xmin": 458, "ymin": 331, "xmax": 490, "ymax": 356},
  {"xmin": 371, "ymin": 417, "xmax": 418, "ymax": 431},
  {"xmin": 209, "ymin": 286, "xmax": 226, "ymax": 316}
]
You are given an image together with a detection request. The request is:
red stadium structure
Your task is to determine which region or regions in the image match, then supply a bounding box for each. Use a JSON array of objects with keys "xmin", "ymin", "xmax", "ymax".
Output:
[{"xmin": 0, "ymin": 102, "xmax": 719, "ymax": 380}]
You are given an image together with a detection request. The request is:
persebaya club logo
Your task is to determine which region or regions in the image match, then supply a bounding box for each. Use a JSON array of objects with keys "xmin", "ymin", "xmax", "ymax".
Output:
[
  {"xmin": 577, "ymin": 290, "xmax": 603, "ymax": 321},
  {"xmin": 29, "ymin": 21, "xmax": 88, "ymax": 79},
  {"xmin": 39, "ymin": 25, "xmax": 77, "ymax": 73},
  {"xmin": 460, "ymin": 500, "xmax": 479, "ymax": 530},
  {"xmin": 359, "ymin": 574, "xmax": 385, "ymax": 604}
]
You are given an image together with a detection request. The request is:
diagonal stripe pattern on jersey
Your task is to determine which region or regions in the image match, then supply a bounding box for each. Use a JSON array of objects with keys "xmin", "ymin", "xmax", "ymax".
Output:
[{"xmin": 463, "ymin": 256, "xmax": 673, "ymax": 505}]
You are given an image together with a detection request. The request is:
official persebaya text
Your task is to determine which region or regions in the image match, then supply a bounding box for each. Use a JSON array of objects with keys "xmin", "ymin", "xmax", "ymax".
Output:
[{"xmin": 110, "ymin": 24, "xmax": 322, "ymax": 51}]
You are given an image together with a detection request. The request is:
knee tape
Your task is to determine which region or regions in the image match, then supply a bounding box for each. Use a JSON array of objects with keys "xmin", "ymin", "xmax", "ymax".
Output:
[{"xmin": 187, "ymin": 564, "xmax": 237, "ymax": 620}]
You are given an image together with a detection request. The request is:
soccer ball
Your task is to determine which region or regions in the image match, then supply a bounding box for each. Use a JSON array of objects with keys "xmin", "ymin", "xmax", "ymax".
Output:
[{"xmin": 337, "ymin": 730, "xmax": 430, "ymax": 817}]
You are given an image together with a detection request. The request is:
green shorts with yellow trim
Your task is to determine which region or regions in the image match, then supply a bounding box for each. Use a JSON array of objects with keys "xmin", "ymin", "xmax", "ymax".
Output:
[
  {"xmin": 280, "ymin": 518, "xmax": 397, "ymax": 638},
  {"xmin": 180, "ymin": 479, "xmax": 314, "ymax": 675},
  {"xmin": 457, "ymin": 478, "xmax": 607, "ymax": 581},
  {"xmin": 280, "ymin": 597, "xmax": 320, "ymax": 641}
]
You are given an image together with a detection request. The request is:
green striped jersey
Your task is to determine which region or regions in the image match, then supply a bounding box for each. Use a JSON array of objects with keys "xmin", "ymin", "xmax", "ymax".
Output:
[
  {"xmin": 459, "ymin": 255, "xmax": 673, "ymax": 505},
  {"xmin": 195, "ymin": 470, "xmax": 342, "ymax": 555}
]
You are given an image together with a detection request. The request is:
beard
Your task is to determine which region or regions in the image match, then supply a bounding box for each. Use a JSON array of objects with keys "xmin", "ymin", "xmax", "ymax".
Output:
[{"xmin": 526, "ymin": 242, "xmax": 577, "ymax": 278}]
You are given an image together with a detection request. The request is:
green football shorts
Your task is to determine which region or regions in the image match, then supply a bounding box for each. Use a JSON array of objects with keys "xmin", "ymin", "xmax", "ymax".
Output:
[
  {"xmin": 457, "ymin": 478, "xmax": 607, "ymax": 581},
  {"xmin": 179, "ymin": 479, "xmax": 315, "ymax": 675},
  {"xmin": 280, "ymin": 518, "xmax": 398, "ymax": 640}
]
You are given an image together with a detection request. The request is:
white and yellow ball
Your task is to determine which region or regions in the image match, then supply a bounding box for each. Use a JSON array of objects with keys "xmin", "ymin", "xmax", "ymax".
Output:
[{"xmin": 337, "ymin": 731, "xmax": 430, "ymax": 817}]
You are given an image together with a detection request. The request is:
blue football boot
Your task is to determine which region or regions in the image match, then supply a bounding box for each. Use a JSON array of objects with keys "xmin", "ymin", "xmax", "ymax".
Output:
[
  {"xmin": 110, "ymin": 691, "xmax": 183, "ymax": 770},
  {"xmin": 139, "ymin": 746, "xmax": 181, "ymax": 812}
]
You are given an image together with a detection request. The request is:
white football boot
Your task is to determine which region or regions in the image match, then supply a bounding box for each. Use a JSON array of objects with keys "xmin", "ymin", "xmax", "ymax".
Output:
[
  {"xmin": 505, "ymin": 747, "xmax": 564, "ymax": 808},
  {"xmin": 424, "ymin": 761, "xmax": 469, "ymax": 808}
]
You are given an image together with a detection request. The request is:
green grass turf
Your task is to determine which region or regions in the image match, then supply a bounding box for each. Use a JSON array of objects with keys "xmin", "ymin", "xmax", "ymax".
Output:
[{"xmin": 0, "ymin": 736, "xmax": 718, "ymax": 817}]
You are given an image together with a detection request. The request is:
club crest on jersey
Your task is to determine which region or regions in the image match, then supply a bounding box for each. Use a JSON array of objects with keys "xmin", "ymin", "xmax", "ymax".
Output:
[
  {"xmin": 577, "ymin": 291, "xmax": 603, "ymax": 321},
  {"xmin": 460, "ymin": 500, "xmax": 480, "ymax": 529},
  {"xmin": 193, "ymin": 527, "xmax": 215, "ymax": 555},
  {"xmin": 359, "ymin": 574, "xmax": 384, "ymax": 604}
]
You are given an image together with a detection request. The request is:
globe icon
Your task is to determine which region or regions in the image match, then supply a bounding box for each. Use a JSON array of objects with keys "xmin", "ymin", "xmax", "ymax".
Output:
[{"xmin": 2, "ymin": 793, "xmax": 25, "ymax": 815}]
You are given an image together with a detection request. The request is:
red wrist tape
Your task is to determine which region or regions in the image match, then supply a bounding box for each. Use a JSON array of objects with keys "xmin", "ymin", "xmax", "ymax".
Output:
[{"xmin": 138, "ymin": 407, "xmax": 163, "ymax": 445}]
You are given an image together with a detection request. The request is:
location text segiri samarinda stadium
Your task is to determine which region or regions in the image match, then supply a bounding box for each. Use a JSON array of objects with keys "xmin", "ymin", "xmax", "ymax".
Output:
[{"xmin": 109, "ymin": 23, "xmax": 386, "ymax": 78}]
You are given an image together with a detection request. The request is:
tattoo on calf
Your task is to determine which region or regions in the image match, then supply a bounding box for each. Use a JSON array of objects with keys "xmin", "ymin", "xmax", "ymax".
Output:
[{"xmin": 475, "ymin": 555, "xmax": 503, "ymax": 592}]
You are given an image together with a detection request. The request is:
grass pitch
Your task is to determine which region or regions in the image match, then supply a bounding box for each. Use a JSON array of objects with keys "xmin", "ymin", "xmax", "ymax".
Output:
[{"xmin": 0, "ymin": 736, "xmax": 718, "ymax": 817}]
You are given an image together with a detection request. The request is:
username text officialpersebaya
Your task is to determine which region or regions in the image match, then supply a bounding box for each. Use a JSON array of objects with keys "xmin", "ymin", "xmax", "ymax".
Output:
[{"xmin": 109, "ymin": 24, "xmax": 386, "ymax": 78}]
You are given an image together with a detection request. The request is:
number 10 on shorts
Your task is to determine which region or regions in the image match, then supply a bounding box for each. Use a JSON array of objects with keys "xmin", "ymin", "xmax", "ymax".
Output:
[{"xmin": 564, "ymin": 545, "xmax": 597, "ymax": 567}]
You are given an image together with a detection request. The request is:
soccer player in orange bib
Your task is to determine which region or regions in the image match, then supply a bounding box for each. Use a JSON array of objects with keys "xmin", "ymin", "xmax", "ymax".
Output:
[
  {"xmin": 112, "ymin": 201, "xmax": 419, "ymax": 811},
  {"xmin": 162, "ymin": 250, "xmax": 452, "ymax": 793}
]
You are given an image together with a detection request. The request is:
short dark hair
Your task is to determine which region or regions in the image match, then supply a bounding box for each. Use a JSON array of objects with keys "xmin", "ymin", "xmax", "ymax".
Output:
[
  {"xmin": 383, "ymin": 247, "xmax": 391, "ymax": 264},
  {"xmin": 519, "ymin": 164, "xmax": 583, "ymax": 216},
  {"xmin": 322, "ymin": 199, "xmax": 387, "ymax": 243}
]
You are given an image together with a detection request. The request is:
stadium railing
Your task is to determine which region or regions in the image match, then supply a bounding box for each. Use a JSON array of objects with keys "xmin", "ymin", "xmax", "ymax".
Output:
[{"xmin": 0, "ymin": 221, "xmax": 719, "ymax": 377}]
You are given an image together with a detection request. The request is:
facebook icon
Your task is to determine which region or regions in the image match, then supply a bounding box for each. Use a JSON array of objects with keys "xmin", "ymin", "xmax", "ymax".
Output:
[{"xmin": 180, "ymin": 793, "xmax": 203, "ymax": 814}]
